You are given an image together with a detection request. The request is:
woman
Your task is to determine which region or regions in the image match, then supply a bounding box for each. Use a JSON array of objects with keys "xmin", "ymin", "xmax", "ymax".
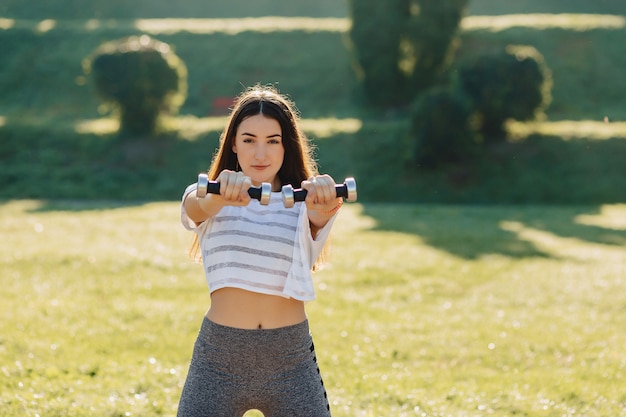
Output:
[{"xmin": 177, "ymin": 85, "xmax": 342, "ymax": 416}]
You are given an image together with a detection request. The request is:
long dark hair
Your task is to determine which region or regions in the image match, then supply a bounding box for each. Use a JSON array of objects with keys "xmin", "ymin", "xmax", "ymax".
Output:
[{"xmin": 208, "ymin": 85, "xmax": 317, "ymax": 186}]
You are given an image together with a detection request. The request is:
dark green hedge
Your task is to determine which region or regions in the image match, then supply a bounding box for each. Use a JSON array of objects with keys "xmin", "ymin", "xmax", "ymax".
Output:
[{"xmin": 0, "ymin": 0, "xmax": 347, "ymax": 19}]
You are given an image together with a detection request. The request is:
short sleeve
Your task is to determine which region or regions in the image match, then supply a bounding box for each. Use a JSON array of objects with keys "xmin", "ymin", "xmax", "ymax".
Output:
[
  {"xmin": 304, "ymin": 205, "xmax": 338, "ymax": 268},
  {"xmin": 282, "ymin": 203, "xmax": 339, "ymax": 300}
]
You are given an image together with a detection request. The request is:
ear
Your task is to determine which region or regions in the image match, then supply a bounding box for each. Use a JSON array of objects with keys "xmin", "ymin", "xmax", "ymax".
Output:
[{"xmin": 232, "ymin": 144, "xmax": 237, "ymax": 154}]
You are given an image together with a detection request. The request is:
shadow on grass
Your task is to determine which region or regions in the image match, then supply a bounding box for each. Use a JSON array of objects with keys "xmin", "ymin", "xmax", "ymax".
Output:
[
  {"xmin": 360, "ymin": 204, "xmax": 626, "ymax": 260},
  {"xmin": 339, "ymin": 122, "xmax": 626, "ymax": 260},
  {"xmin": 23, "ymin": 199, "xmax": 152, "ymax": 213}
]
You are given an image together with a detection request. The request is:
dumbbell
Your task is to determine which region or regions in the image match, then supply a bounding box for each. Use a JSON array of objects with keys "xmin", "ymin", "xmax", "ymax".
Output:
[
  {"xmin": 282, "ymin": 177, "xmax": 357, "ymax": 208},
  {"xmin": 196, "ymin": 173, "xmax": 272, "ymax": 205}
]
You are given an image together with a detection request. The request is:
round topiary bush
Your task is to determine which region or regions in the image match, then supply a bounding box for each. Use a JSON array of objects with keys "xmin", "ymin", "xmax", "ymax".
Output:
[
  {"xmin": 83, "ymin": 35, "xmax": 188, "ymax": 137},
  {"xmin": 457, "ymin": 45, "xmax": 552, "ymax": 142},
  {"xmin": 410, "ymin": 86, "xmax": 478, "ymax": 168}
]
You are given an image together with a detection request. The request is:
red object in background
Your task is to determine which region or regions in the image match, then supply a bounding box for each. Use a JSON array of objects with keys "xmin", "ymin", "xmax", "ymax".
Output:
[{"xmin": 211, "ymin": 97, "xmax": 234, "ymax": 115}]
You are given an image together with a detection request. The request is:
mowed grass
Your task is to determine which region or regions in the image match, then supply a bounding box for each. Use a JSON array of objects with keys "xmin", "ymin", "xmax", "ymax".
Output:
[{"xmin": 1, "ymin": 200, "xmax": 625, "ymax": 416}]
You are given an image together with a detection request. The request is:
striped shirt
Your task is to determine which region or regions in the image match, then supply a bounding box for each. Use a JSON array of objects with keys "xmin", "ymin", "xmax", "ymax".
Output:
[{"xmin": 181, "ymin": 183, "xmax": 336, "ymax": 301}]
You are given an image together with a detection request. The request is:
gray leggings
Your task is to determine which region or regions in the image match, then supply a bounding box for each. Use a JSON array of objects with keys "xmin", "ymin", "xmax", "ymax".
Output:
[{"xmin": 177, "ymin": 318, "xmax": 331, "ymax": 417}]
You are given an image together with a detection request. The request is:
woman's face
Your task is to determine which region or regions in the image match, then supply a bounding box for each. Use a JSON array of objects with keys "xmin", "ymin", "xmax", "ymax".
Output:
[{"xmin": 232, "ymin": 114, "xmax": 285, "ymax": 189}]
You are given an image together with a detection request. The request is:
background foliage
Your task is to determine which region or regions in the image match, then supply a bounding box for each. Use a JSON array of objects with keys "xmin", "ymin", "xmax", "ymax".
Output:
[
  {"xmin": 347, "ymin": 0, "xmax": 468, "ymax": 107},
  {"xmin": 0, "ymin": 0, "xmax": 625, "ymax": 203},
  {"xmin": 85, "ymin": 35, "xmax": 188, "ymax": 136}
]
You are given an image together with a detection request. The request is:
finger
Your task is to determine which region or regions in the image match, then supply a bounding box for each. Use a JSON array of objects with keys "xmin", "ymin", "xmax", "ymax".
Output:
[
  {"xmin": 301, "ymin": 179, "xmax": 318, "ymax": 204},
  {"xmin": 240, "ymin": 176, "xmax": 252, "ymax": 203},
  {"xmin": 230, "ymin": 172, "xmax": 247, "ymax": 201},
  {"xmin": 221, "ymin": 172, "xmax": 233, "ymax": 200},
  {"xmin": 316, "ymin": 176, "xmax": 334, "ymax": 204},
  {"xmin": 217, "ymin": 170, "xmax": 233, "ymax": 197}
]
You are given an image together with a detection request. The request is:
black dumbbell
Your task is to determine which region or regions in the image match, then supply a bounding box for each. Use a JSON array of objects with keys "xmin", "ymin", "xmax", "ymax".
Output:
[
  {"xmin": 281, "ymin": 177, "xmax": 357, "ymax": 208},
  {"xmin": 196, "ymin": 173, "xmax": 271, "ymax": 205}
]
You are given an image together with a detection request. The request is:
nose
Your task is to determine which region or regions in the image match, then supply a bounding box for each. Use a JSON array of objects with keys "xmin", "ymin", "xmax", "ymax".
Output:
[{"xmin": 255, "ymin": 143, "xmax": 266, "ymax": 160}]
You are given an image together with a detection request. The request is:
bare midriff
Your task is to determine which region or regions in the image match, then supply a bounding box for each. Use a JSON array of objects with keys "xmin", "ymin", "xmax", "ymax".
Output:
[{"xmin": 206, "ymin": 287, "xmax": 307, "ymax": 329}]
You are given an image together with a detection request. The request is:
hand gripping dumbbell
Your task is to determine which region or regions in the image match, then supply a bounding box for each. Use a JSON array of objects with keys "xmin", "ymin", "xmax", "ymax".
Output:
[
  {"xmin": 281, "ymin": 177, "xmax": 357, "ymax": 208},
  {"xmin": 196, "ymin": 173, "xmax": 272, "ymax": 205}
]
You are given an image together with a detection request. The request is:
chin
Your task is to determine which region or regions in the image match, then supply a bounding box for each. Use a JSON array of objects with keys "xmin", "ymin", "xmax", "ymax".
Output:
[{"xmin": 252, "ymin": 174, "xmax": 278, "ymax": 186}]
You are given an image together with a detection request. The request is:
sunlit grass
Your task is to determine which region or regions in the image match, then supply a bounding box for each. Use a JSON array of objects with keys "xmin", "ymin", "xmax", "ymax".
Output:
[
  {"xmin": 134, "ymin": 17, "xmax": 348, "ymax": 34},
  {"xmin": 575, "ymin": 204, "xmax": 626, "ymax": 231},
  {"xmin": 0, "ymin": 17, "xmax": 349, "ymax": 35},
  {"xmin": 3, "ymin": 14, "xmax": 624, "ymax": 35},
  {"xmin": 0, "ymin": 18, "xmax": 15, "ymax": 30},
  {"xmin": 508, "ymin": 120, "xmax": 626, "ymax": 140},
  {"xmin": 72, "ymin": 115, "xmax": 363, "ymax": 139},
  {"xmin": 72, "ymin": 116, "xmax": 626, "ymax": 140},
  {"xmin": 462, "ymin": 13, "xmax": 626, "ymax": 32},
  {"xmin": 2, "ymin": 200, "xmax": 625, "ymax": 416}
]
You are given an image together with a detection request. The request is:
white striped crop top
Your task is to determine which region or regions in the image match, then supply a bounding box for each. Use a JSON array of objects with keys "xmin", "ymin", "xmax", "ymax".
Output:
[{"xmin": 180, "ymin": 183, "xmax": 337, "ymax": 301}]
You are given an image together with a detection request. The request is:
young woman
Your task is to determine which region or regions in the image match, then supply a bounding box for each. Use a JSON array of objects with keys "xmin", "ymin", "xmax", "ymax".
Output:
[{"xmin": 177, "ymin": 85, "xmax": 342, "ymax": 416}]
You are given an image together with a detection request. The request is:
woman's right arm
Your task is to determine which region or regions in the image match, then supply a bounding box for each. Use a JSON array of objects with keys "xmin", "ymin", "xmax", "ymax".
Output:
[
  {"xmin": 183, "ymin": 170, "xmax": 253, "ymax": 225},
  {"xmin": 183, "ymin": 189, "xmax": 225, "ymax": 224}
]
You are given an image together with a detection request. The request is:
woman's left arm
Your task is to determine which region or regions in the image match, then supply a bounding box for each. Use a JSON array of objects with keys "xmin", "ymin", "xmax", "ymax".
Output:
[{"xmin": 301, "ymin": 174, "xmax": 343, "ymax": 238}]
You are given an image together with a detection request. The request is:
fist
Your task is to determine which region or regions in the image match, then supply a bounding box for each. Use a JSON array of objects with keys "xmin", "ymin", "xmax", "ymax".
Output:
[
  {"xmin": 216, "ymin": 170, "xmax": 252, "ymax": 205},
  {"xmin": 301, "ymin": 174, "xmax": 341, "ymax": 212}
]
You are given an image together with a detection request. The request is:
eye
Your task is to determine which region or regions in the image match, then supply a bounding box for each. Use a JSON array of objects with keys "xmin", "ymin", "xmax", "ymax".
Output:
[
  {"xmin": 269, "ymin": 139, "xmax": 281, "ymax": 144},
  {"xmin": 242, "ymin": 138, "xmax": 254, "ymax": 143}
]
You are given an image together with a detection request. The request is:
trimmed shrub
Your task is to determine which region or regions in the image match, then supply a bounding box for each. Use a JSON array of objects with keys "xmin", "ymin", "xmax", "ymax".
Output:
[
  {"xmin": 458, "ymin": 45, "xmax": 552, "ymax": 142},
  {"xmin": 405, "ymin": 0, "xmax": 469, "ymax": 94},
  {"xmin": 83, "ymin": 35, "xmax": 188, "ymax": 137},
  {"xmin": 410, "ymin": 86, "xmax": 477, "ymax": 168},
  {"xmin": 347, "ymin": 0, "xmax": 469, "ymax": 108},
  {"xmin": 347, "ymin": 0, "xmax": 408, "ymax": 106}
]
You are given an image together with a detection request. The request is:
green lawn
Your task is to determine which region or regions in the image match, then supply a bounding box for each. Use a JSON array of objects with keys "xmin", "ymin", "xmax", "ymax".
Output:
[{"xmin": 2, "ymin": 200, "xmax": 625, "ymax": 416}]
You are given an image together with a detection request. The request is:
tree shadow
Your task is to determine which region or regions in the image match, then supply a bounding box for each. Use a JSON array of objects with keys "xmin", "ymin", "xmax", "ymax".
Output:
[
  {"xmin": 343, "ymin": 124, "xmax": 626, "ymax": 260},
  {"xmin": 23, "ymin": 199, "xmax": 152, "ymax": 213},
  {"xmin": 360, "ymin": 204, "xmax": 626, "ymax": 260}
]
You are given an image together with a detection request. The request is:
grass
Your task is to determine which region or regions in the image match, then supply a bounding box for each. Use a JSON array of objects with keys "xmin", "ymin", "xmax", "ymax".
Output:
[
  {"xmin": 462, "ymin": 13, "xmax": 626, "ymax": 31},
  {"xmin": 1, "ymin": 200, "xmax": 626, "ymax": 416}
]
